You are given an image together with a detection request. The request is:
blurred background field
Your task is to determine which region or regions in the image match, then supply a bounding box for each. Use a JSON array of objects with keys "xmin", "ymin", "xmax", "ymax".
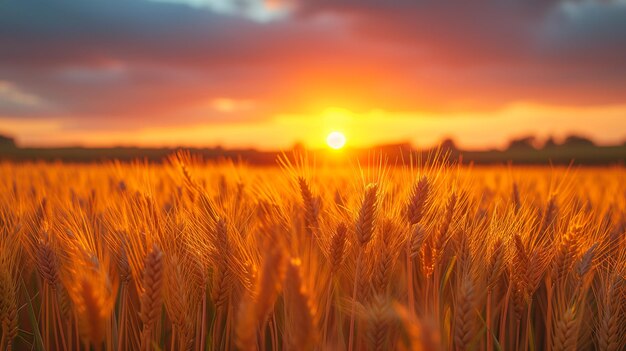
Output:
[{"xmin": 1, "ymin": 133, "xmax": 624, "ymax": 165}]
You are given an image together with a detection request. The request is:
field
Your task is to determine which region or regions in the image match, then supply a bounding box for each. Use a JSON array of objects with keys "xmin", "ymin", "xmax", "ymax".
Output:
[{"xmin": 0, "ymin": 153, "xmax": 624, "ymax": 351}]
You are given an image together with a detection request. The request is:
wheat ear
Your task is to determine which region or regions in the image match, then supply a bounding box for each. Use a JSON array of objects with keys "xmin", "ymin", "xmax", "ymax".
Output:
[
  {"xmin": 406, "ymin": 176, "xmax": 430, "ymax": 225},
  {"xmin": 139, "ymin": 245, "xmax": 164, "ymax": 351}
]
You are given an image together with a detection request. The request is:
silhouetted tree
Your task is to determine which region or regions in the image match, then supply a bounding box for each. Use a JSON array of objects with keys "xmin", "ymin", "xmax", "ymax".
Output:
[
  {"xmin": 508, "ymin": 136, "xmax": 537, "ymax": 150},
  {"xmin": 439, "ymin": 138, "xmax": 457, "ymax": 151},
  {"xmin": 543, "ymin": 136, "xmax": 558, "ymax": 149},
  {"xmin": 0, "ymin": 134, "xmax": 16, "ymax": 149},
  {"xmin": 563, "ymin": 135, "xmax": 595, "ymax": 147}
]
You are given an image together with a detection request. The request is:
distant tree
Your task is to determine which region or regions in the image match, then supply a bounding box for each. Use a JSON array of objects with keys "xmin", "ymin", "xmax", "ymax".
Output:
[
  {"xmin": 0, "ymin": 134, "xmax": 16, "ymax": 149},
  {"xmin": 543, "ymin": 136, "xmax": 558, "ymax": 149},
  {"xmin": 508, "ymin": 136, "xmax": 537, "ymax": 150},
  {"xmin": 563, "ymin": 135, "xmax": 595, "ymax": 147},
  {"xmin": 439, "ymin": 138, "xmax": 457, "ymax": 151}
]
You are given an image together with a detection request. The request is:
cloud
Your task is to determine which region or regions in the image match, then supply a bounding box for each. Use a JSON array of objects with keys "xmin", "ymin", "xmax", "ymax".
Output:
[
  {"xmin": 0, "ymin": 0, "xmax": 625, "ymax": 143},
  {"xmin": 0, "ymin": 0, "xmax": 355, "ymax": 125},
  {"xmin": 0, "ymin": 81, "xmax": 41, "ymax": 106},
  {"xmin": 0, "ymin": 80, "xmax": 55, "ymax": 117}
]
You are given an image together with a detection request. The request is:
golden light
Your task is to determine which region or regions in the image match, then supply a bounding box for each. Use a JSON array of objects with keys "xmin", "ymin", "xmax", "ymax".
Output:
[{"xmin": 326, "ymin": 131, "xmax": 346, "ymax": 150}]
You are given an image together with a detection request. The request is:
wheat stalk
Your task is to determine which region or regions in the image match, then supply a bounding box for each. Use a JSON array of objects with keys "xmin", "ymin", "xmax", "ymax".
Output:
[
  {"xmin": 0, "ymin": 270, "xmax": 18, "ymax": 351},
  {"xmin": 406, "ymin": 176, "xmax": 430, "ymax": 225},
  {"xmin": 552, "ymin": 305, "xmax": 579, "ymax": 351},
  {"xmin": 454, "ymin": 274, "xmax": 477, "ymax": 351},
  {"xmin": 139, "ymin": 245, "xmax": 164, "ymax": 351},
  {"xmin": 285, "ymin": 258, "xmax": 317, "ymax": 349},
  {"xmin": 299, "ymin": 177, "xmax": 319, "ymax": 234},
  {"xmin": 329, "ymin": 223, "xmax": 348, "ymax": 273},
  {"xmin": 356, "ymin": 183, "xmax": 379, "ymax": 247}
]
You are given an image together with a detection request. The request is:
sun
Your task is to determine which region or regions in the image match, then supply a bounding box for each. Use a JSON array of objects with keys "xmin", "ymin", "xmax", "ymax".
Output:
[{"xmin": 326, "ymin": 131, "xmax": 346, "ymax": 150}]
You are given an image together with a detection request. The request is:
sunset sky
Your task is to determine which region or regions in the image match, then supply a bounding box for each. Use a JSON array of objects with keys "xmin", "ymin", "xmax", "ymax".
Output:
[{"xmin": 1, "ymin": 0, "xmax": 626, "ymax": 150}]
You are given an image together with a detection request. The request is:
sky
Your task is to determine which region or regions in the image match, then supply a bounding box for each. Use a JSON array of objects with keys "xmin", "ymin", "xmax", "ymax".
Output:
[{"xmin": 1, "ymin": 0, "xmax": 626, "ymax": 150}]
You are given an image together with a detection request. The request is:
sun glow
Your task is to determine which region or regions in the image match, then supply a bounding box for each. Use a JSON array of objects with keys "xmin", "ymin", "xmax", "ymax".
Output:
[{"xmin": 326, "ymin": 131, "xmax": 346, "ymax": 149}]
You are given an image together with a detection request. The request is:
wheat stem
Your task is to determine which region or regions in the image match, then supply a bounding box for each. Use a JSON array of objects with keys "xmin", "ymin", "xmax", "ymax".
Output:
[
  {"xmin": 487, "ymin": 289, "xmax": 493, "ymax": 351},
  {"xmin": 347, "ymin": 251, "xmax": 363, "ymax": 351},
  {"xmin": 407, "ymin": 252, "xmax": 415, "ymax": 315}
]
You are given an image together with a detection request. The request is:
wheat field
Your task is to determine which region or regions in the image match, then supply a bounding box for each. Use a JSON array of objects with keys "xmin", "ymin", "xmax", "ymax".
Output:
[{"xmin": 0, "ymin": 153, "xmax": 624, "ymax": 351}]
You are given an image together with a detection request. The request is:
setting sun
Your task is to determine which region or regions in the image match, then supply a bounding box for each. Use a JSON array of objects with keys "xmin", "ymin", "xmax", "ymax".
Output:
[{"xmin": 326, "ymin": 131, "xmax": 346, "ymax": 149}]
